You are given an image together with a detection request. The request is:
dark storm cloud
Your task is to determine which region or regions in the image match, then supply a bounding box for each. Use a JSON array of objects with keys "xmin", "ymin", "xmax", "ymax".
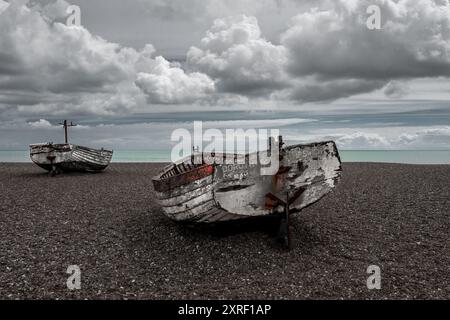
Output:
[
  {"xmin": 288, "ymin": 78, "xmax": 386, "ymax": 103},
  {"xmin": 383, "ymin": 81, "xmax": 410, "ymax": 99},
  {"xmin": 0, "ymin": 53, "xmax": 27, "ymax": 75},
  {"xmin": 282, "ymin": 1, "xmax": 450, "ymax": 79},
  {"xmin": 278, "ymin": 0, "xmax": 450, "ymax": 101}
]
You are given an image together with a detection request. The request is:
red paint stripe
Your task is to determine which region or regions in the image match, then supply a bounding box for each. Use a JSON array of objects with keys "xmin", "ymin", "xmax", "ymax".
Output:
[{"xmin": 153, "ymin": 164, "xmax": 214, "ymax": 192}]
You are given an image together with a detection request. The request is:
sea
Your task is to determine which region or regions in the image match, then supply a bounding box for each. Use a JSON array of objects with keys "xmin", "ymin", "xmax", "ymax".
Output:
[{"xmin": 2, "ymin": 150, "xmax": 450, "ymax": 164}]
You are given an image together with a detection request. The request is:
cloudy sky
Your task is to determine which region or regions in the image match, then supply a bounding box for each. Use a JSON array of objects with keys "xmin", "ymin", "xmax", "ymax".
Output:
[{"xmin": 1, "ymin": 0, "xmax": 450, "ymax": 150}]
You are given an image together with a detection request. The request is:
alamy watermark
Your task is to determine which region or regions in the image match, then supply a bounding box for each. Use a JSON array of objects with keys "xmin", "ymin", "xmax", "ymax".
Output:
[
  {"xmin": 66, "ymin": 5, "xmax": 81, "ymax": 27},
  {"xmin": 366, "ymin": 265, "xmax": 381, "ymax": 290},
  {"xmin": 171, "ymin": 122, "xmax": 281, "ymax": 175},
  {"xmin": 366, "ymin": 5, "xmax": 382, "ymax": 30},
  {"xmin": 66, "ymin": 265, "xmax": 81, "ymax": 290}
]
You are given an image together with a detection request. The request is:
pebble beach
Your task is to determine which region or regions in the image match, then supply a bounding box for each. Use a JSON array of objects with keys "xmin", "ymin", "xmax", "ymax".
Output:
[{"xmin": 0, "ymin": 162, "xmax": 449, "ymax": 299}]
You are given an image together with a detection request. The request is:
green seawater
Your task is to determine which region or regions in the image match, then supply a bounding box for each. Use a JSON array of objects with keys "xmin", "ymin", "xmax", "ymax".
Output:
[
  {"xmin": 1, "ymin": 150, "xmax": 450, "ymax": 164},
  {"xmin": 339, "ymin": 150, "xmax": 450, "ymax": 165}
]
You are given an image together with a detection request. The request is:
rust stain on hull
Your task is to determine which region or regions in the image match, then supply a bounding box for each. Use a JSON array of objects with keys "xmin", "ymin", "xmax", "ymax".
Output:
[{"xmin": 152, "ymin": 140, "xmax": 342, "ymax": 224}]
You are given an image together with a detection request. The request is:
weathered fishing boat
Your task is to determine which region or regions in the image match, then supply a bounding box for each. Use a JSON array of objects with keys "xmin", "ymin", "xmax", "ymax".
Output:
[
  {"xmin": 152, "ymin": 138, "xmax": 342, "ymax": 235},
  {"xmin": 30, "ymin": 120, "xmax": 113, "ymax": 174}
]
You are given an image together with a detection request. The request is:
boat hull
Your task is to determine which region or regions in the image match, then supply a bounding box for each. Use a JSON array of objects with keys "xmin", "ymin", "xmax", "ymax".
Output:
[
  {"xmin": 30, "ymin": 143, "xmax": 113, "ymax": 173},
  {"xmin": 153, "ymin": 141, "xmax": 342, "ymax": 223}
]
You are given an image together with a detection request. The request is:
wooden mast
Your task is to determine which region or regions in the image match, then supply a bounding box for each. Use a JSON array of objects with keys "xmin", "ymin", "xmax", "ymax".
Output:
[{"xmin": 59, "ymin": 120, "xmax": 77, "ymax": 144}]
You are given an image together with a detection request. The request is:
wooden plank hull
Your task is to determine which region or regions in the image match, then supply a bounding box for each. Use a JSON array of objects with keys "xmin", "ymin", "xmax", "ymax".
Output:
[
  {"xmin": 30, "ymin": 143, "xmax": 113, "ymax": 173},
  {"xmin": 152, "ymin": 141, "xmax": 342, "ymax": 223}
]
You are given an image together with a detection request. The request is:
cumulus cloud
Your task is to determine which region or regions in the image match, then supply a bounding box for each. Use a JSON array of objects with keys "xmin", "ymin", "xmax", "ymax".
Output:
[
  {"xmin": 135, "ymin": 55, "xmax": 215, "ymax": 104},
  {"xmin": 282, "ymin": 0, "xmax": 450, "ymax": 79},
  {"xmin": 27, "ymin": 118, "xmax": 54, "ymax": 128},
  {"xmin": 333, "ymin": 129, "xmax": 450, "ymax": 149},
  {"xmin": 187, "ymin": 15, "xmax": 288, "ymax": 96},
  {"xmin": 0, "ymin": 0, "xmax": 219, "ymax": 119},
  {"xmin": 0, "ymin": 1, "xmax": 135, "ymax": 94},
  {"xmin": 2, "ymin": 0, "xmax": 450, "ymax": 120},
  {"xmin": 335, "ymin": 132, "xmax": 391, "ymax": 149},
  {"xmin": 286, "ymin": 125, "xmax": 450, "ymax": 149},
  {"xmin": 397, "ymin": 126, "xmax": 450, "ymax": 148},
  {"xmin": 279, "ymin": 0, "xmax": 450, "ymax": 101},
  {"xmin": 183, "ymin": 0, "xmax": 450, "ymax": 103},
  {"xmin": 0, "ymin": 0, "xmax": 145, "ymax": 118}
]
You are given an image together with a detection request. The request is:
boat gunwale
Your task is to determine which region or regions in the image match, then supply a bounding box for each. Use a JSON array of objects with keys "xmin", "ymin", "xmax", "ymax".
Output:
[
  {"xmin": 153, "ymin": 140, "xmax": 339, "ymax": 182},
  {"xmin": 29, "ymin": 143, "xmax": 113, "ymax": 154},
  {"xmin": 153, "ymin": 163, "xmax": 215, "ymax": 192}
]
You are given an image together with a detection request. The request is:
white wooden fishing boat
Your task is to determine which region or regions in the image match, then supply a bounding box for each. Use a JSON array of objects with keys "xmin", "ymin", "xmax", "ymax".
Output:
[
  {"xmin": 30, "ymin": 143, "xmax": 113, "ymax": 173},
  {"xmin": 30, "ymin": 120, "xmax": 113, "ymax": 174},
  {"xmin": 152, "ymin": 138, "xmax": 342, "ymax": 229}
]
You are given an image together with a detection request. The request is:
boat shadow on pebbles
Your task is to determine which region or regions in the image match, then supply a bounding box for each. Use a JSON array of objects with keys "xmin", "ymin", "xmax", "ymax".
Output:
[
  {"xmin": 20, "ymin": 168, "xmax": 110, "ymax": 178},
  {"xmin": 180, "ymin": 215, "xmax": 323, "ymax": 251},
  {"xmin": 128, "ymin": 208, "xmax": 322, "ymax": 252}
]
